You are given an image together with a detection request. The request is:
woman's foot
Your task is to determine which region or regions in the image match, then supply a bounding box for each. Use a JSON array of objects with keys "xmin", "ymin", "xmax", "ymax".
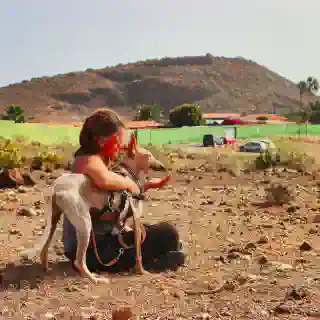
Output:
[{"xmin": 147, "ymin": 251, "xmax": 185, "ymax": 272}]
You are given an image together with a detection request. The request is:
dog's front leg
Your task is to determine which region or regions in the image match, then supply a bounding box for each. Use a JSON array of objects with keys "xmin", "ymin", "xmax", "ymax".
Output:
[
  {"xmin": 133, "ymin": 217, "xmax": 150, "ymax": 275},
  {"xmin": 68, "ymin": 211, "xmax": 110, "ymax": 285},
  {"xmin": 131, "ymin": 200, "xmax": 150, "ymax": 276}
]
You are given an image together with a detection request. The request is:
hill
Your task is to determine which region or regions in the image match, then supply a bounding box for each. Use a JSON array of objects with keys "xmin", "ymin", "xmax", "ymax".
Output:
[{"xmin": 0, "ymin": 54, "xmax": 306, "ymax": 122}]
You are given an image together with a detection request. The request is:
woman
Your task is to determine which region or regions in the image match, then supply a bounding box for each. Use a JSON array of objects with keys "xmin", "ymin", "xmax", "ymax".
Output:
[{"xmin": 63, "ymin": 108, "xmax": 185, "ymax": 273}]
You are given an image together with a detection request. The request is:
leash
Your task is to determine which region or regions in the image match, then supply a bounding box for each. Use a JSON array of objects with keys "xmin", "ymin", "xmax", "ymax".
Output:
[{"xmin": 91, "ymin": 191, "xmax": 146, "ymax": 267}]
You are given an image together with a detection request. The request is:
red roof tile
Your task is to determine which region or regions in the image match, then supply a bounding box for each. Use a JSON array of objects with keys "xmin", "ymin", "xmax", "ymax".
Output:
[
  {"xmin": 202, "ymin": 113, "xmax": 241, "ymax": 119},
  {"xmin": 126, "ymin": 120, "xmax": 163, "ymax": 129}
]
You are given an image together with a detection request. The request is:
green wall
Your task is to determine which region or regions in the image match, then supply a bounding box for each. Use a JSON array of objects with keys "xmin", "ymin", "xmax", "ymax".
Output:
[
  {"xmin": 0, "ymin": 120, "xmax": 318, "ymax": 146},
  {"xmin": 0, "ymin": 120, "xmax": 81, "ymax": 145},
  {"xmin": 136, "ymin": 126, "xmax": 226, "ymax": 145}
]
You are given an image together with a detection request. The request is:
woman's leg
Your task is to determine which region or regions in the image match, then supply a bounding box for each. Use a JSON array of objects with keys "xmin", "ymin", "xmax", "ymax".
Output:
[
  {"xmin": 121, "ymin": 222, "xmax": 185, "ymax": 272},
  {"xmin": 66, "ymin": 222, "xmax": 185, "ymax": 273}
]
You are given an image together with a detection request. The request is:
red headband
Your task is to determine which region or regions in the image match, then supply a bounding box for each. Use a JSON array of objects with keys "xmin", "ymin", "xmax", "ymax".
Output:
[{"xmin": 98, "ymin": 131, "xmax": 136, "ymax": 160}]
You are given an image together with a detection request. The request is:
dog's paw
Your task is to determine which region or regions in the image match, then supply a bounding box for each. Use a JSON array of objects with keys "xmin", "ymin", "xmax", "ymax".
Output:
[
  {"xmin": 95, "ymin": 276, "xmax": 110, "ymax": 284},
  {"xmin": 136, "ymin": 268, "xmax": 152, "ymax": 276}
]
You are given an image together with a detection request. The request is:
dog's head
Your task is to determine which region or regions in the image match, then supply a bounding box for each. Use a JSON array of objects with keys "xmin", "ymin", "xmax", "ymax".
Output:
[{"xmin": 123, "ymin": 133, "xmax": 166, "ymax": 173}]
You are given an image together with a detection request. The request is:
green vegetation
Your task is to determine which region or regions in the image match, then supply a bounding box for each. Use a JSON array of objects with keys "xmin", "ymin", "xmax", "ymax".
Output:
[
  {"xmin": 135, "ymin": 104, "xmax": 163, "ymax": 122},
  {"xmin": 2, "ymin": 105, "xmax": 25, "ymax": 123},
  {"xmin": 285, "ymin": 100, "xmax": 320, "ymax": 123},
  {"xmin": 0, "ymin": 136, "xmax": 75, "ymax": 172},
  {"xmin": 169, "ymin": 103, "xmax": 203, "ymax": 127}
]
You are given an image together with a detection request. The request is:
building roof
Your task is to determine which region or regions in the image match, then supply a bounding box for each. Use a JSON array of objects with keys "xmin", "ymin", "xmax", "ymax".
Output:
[
  {"xmin": 241, "ymin": 114, "xmax": 288, "ymax": 121},
  {"xmin": 126, "ymin": 120, "xmax": 163, "ymax": 129},
  {"xmin": 202, "ymin": 113, "xmax": 241, "ymax": 119}
]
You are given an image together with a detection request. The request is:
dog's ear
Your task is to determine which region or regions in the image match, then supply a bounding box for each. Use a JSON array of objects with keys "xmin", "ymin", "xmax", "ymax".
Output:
[{"xmin": 127, "ymin": 133, "xmax": 136, "ymax": 159}]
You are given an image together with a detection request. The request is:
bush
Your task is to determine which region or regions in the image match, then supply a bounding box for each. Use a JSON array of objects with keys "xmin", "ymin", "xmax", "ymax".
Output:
[
  {"xmin": 256, "ymin": 116, "xmax": 268, "ymax": 121},
  {"xmin": 169, "ymin": 103, "xmax": 203, "ymax": 127},
  {"xmin": 2, "ymin": 105, "xmax": 25, "ymax": 123}
]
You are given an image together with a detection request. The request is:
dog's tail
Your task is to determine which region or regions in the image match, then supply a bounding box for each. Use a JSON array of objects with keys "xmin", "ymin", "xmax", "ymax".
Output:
[{"xmin": 20, "ymin": 186, "xmax": 55, "ymax": 258}]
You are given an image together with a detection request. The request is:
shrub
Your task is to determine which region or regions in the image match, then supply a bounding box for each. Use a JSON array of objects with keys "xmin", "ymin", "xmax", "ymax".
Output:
[{"xmin": 169, "ymin": 103, "xmax": 203, "ymax": 127}]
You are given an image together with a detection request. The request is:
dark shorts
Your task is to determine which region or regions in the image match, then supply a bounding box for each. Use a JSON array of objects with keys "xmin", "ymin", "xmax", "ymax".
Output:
[{"xmin": 65, "ymin": 222, "xmax": 185, "ymax": 273}]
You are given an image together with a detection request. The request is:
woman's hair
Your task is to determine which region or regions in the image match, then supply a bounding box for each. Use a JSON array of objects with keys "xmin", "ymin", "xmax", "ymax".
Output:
[{"xmin": 74, "ymin": 108, "xmax": 126, "ymax": 157}]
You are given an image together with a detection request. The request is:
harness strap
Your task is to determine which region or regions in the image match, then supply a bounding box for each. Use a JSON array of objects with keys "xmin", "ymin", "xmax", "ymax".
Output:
[
  {"xmin": 117, "ymin": 224, "xmax": 147, "ymax": 249},
  {"xmin": 91, "ymin": 192, "xmax": 146, "ymax": 267}
]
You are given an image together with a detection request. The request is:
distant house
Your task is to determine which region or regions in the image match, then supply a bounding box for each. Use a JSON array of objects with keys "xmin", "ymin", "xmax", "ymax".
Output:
[
  {"xmin": 126, "ymin": 120, "xmax": 163, "ymax": 129},
  {"xmin": 202, "ymin": 113, "xmax": 241, "ymax": 125},
  {"xmin": 241, "ymin": 114, "xmax": 288, "ymax": 122}
]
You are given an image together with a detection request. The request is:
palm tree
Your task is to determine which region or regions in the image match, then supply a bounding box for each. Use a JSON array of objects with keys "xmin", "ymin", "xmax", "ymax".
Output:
[
  {"xmin": 297, "ymin": 80, "xmax": 307, "ymax": 109},
  {"xmin": 297, "ymin": 77, "xmax": 319, "ymax": 135},
  {"xmin": 306, "ymin": 76, "xmax": 319, "ymax": 95}
]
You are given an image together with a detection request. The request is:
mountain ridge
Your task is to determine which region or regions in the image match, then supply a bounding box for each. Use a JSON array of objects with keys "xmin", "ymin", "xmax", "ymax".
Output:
[{"xmin": 0, "ymin": 54, "xmax": 306, "ymax": 123}]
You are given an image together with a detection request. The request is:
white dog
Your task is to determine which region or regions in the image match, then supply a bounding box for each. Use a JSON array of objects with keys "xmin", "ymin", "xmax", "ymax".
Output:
[{"xmin": 21, "ymin": 146, "xmax": 167, "ymax": 285}]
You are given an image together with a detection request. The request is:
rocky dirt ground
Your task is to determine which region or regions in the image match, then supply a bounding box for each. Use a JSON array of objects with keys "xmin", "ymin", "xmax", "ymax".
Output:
[{"xmin": 0, "ymin": 156, "xmax": 320, "ymax": 319}]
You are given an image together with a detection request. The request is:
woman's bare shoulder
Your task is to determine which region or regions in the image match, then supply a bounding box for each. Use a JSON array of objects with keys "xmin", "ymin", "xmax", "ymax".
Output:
[
  {"xmin": 81, "ymin": 154, "xmax": 108, "ymax": 173},
  {"xmin": 73, "ymin": 154, "xmax": 105, "ymax": 174}
]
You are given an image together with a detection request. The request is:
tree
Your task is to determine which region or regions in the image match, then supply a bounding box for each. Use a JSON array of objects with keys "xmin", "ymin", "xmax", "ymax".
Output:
[
  {"xmin": 285, "ymin": 100, "xmax": 320, "ymax": 124},
  {"xmin": 297, "ymin": 80, "xmax": 307, "ymax": 110},
  {"xmin": 309, "ymin": 100, "xmax": 320, "ymax": 124},
  {"xmin": 296, "ymin": 77, "xmax": 319, "ymax": 135},
  {"xmin": 256, "ymin": 116, "xmax": 268, "ymax": 121},
  {"xmin": 169, "ymin": 103, "xmax": 203, "ymax": 127},
  {"xmin": 2, "ymin": 105, "xmax": 25, "ymax": 123},
  {"xmin": 306, "ymin": 76, "xmax": 319, "ymax": 95},
  {"xmin": 135, "ymin": 104, "xmax": 163, "ymax": 122}
]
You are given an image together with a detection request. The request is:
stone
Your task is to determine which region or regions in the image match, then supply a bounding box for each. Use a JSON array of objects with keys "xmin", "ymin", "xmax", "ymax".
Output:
[
  {"xmin": 257, "ymin": 235, "xmax": 269, "ymax": 244},
  {"xmin": 274, "ymin": 301, "xmax": 297, "ymax": 314},
  {"xmin": 286, "ymin": 284, "xmax": 310, "ymax": 300},
  {"xmin": 312, "ymin": 214, "xmax": 320, "ymax": 223},
  {"xmin": 112, "ymin": 307, "xmax": 133, "ymax": 320},
  {"xmin": 300, "ymin": 241, "xmax": 312, "ymax": 251},
  {"xmin": 17, "ymin": 207, "xmax": 37, "ymax": 217}
]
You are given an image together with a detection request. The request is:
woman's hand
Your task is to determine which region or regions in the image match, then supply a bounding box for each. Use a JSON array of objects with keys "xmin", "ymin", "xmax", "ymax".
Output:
[
  {"xmin": 144, "ymin": 175, "xmax": 170, "ymax": 191},
  {"xmin": 125, "ymin": 176, "xmax": 141, "ymax": 195}
]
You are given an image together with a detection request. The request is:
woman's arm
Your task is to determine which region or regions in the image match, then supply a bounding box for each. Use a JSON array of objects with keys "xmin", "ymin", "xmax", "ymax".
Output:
[{"xmin": 84, "ymin": 156, "xmax": 140, "ymax": 194}]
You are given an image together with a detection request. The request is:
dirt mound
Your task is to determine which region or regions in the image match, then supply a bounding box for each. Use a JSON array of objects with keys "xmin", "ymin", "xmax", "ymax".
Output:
[{"xmin": 0, "ymin": 55, "xmax": 304, "ymax": 122}]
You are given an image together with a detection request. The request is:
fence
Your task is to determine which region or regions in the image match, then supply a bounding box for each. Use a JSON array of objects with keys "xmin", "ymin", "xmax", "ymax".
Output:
[
  {"xmin": 136, "ymin": 123, "xmax": 315, "ymax": 145},
  {"xmin": 0, "ymin": 120, "xmax": 319, "ymax": 146}
]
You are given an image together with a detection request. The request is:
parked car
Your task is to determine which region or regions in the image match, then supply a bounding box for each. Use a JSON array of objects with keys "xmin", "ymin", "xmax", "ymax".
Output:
[
  {"xmin": 259, "ymin": 139, "xmax": 276, "ymax": 149},
  {"xmin": 203, "ymin": 134, "xmax": 224, "ymax": 147},
  {"xmin": 203, "ymin": 134, "xmax": 236, "ymax": 147},
  {"xmin": 239, "ymin": 141, "xmax": 267, "ymax": 153}
]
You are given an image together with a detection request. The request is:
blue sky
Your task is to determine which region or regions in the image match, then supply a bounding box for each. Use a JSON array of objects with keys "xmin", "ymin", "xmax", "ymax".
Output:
[{"xmin": 1, "ymin": 0, "xmax": 319, "ymax": 88}]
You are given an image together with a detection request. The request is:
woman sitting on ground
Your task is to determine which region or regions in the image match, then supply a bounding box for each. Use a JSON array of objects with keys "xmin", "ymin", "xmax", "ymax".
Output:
[{"xmin": 63, "ymin": 108, "xmax": 185, "ymax": 273}]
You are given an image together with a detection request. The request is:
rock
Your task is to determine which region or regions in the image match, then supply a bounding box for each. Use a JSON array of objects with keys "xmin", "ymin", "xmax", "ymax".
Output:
[
  {"xmin": 287, "ymin": 205, "xmax": 299, "ymax": 214},
  {"xmin": 300, "ymin": 241, "xmax": 312, "ymax": 251},
  {"xmin": 223, "ymin": 280, "xmax": 236, "ymax": 291},
  {"xmin": 244, "ymin": 242, "xmax": 256, "ymax": 251},
  {"xmin": 312, "ymin": 214, "xmax": 320, "ymax": 223},
  {"xmin": 227, "ymin": 251, "xmax": 240, "ymax": 260},
  {"xmin": 9, "ymin": 227, "xmax": 22, "ymax": 236},
  {"xmin": 309, "ymin": 228, "xmax": 318, "ymax": 235},
  {"xmin": 17, "ymin": 207, "xmax": 37, "ymax": 217},
  {"xmin": 197, "ymin": 313, "xmax": 212, "ymax": 320},
  {"xmin": 286, "ymin": 284, "xmax": 310, "ymax": 300},
  {"xmin": 274, "ymin": 301, "xmax": 297, "ymax": 314},
  {"xmin": 112, "ymin": 307, "xmax": 133, "ymax": 320},
  {"xmin": 257, "ymin": 235, "xmax": 269, "ymax": 244},
  {"xmin": 44, "ymin": 312, "xmax": 56, "ymax": 319},
  {"xmin": 274, "ymin": 262, "xmax": 293, "ymax": 272},
  {"xmin": 17, "ymin": 186, "xmax": 28, "ymax": 193},
  {"xmin": 257, "ymin": 255, "xmax": 268, "ymax": 265},
  {"xmin": 4, "ymin": 191, "xmax": 18, "ymax": 201}
]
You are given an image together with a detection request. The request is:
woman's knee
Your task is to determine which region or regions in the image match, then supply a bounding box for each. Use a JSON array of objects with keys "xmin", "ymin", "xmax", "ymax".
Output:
[
  {"xmin": 148, "ymin": 222, "xmax": 180, "ymax": 251},
  {"xmin": 156, "ymin": 222, "xmax": 180, "ymax": 238}
]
